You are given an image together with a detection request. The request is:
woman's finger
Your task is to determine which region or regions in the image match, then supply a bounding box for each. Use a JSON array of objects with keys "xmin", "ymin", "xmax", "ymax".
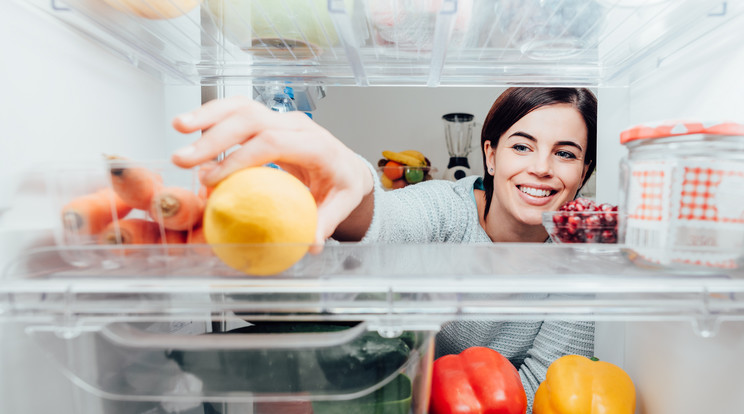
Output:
[
  {"xmin": 314, "ymin": 189, "xmax": 363, "ymax": 243},
  {"xmin": 172, "ymin": 96, "xmax": 260, "ymax": 133},
  {"xmin": 199, "ymin": 136, "xmax": 281, "ymax": 186},
  {"xmin": 174, "ymin": 112, "xmax": 277, "ymax": 168}
]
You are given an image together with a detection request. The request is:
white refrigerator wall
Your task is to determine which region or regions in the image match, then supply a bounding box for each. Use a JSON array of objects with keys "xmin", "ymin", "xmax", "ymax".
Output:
[
  {"xmin": 0, "ymin": 1, "xmax": 170, "ymax": 229},
  {"xmin": 617, "ymin": 15, "xmax": 744, "ymax": 414},
  {"xmin": 0, "ymin": 2, "xmax": 170, "ymax": 413}
]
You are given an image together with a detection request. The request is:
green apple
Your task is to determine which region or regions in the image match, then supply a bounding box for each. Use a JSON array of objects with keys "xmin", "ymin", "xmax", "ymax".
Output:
[{"xmin": 404, "ymin": 168, "xmax": 424, "ymax": 184}]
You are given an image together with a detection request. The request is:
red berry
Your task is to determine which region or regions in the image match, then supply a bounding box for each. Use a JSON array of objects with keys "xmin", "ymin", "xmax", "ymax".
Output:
[
  {"xmin": 601, "ymin": 230, "xmax": 617, "ymax": 243},
  {"xmin": 585, "ymin": 229, "xmax": 601, "ymax": 243},
  {"xmin": 554, "ymin": 199, "xmax": 619, "ymax": 244},
  {"xmin": 567, "ymin": 214, "xmax": 583, "ymax": 229},
  {"xmin": 602, "ymin": 213, "xmax": 617, "ymax": 226},
  {"xmin": 584, "ymin": 214, "xmax": 601, "ymax": 228},
  {"xmin": 553, "ymin": 214, "xmax": 567, "ymax": 225}
]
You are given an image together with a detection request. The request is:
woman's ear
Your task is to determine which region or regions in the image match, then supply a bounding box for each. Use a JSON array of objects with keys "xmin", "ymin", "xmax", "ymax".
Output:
[{"xmin": 483, "ymin": 141, "xmax": 496, "ymax": 174}]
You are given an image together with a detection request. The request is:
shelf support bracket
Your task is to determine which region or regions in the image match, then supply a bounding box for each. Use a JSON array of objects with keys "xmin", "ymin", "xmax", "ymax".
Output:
[
  {"xmin": 50, "ymin": 0, "xmax": 70, "ymax": 12},
  {"xmin": 328, "ymin": 0, "xmax": 368, "ymax": 86},
  {"xmin": 427, "ymin": 0, "xmax": 457, "ymax": 87}
]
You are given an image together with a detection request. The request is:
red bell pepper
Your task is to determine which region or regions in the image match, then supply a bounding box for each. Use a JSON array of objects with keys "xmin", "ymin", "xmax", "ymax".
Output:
[{"xmin": 429, "ymin": 346, "xmax": 527, "ymax": 414}]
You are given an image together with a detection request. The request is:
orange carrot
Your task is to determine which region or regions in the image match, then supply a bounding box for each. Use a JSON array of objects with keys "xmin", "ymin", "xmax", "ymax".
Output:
[
  {"xmin": 158, "ymin": 228, "xmax": 189, "ymax": 256},
  {"xmin": 198, "ymin": 184, "xmax": 214, "ymax": 201},
  {"xmin": 106, "ymin": 155, "xmax": 163, "ymax": 210},
  {"xmin": 99, "ymin": 218, "xmax": 160, "ymax": 246},
  {"xmin": 149, "ymin": 186, "xmax": 205, "ymax": 231},
  {"xmin": 187, "ymin": 225, "xmax": 213, "ymax": 256},
  {"xmin": 187, "ymin": 225, "xmax": 207, "ymax": 244},
  {"xmin": 160, "ymin": 229, "xmax": 188, "ymax": 244},
  {"xmin": 61, "ymin": 188, "xmax": 132, "ymax": 236}
]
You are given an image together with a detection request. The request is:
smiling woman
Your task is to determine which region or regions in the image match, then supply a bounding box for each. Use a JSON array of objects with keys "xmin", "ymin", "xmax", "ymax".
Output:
[
  {"xmin": 171, "ymin": 87, "xmax": 598, "ymax": 412},
  {"xmin": 480, "ymin": 88, "xmax": 597, "ymax": 242}
]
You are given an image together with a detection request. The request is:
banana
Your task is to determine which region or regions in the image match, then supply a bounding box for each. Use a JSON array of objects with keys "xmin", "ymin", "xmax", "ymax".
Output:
[
  {"xmin": 382, "ymin": 150, "xmax": 425, "ymax": 167},
  {"xmin": 399, "ymin": 150, "xmax": 426, "ymax": 164}
]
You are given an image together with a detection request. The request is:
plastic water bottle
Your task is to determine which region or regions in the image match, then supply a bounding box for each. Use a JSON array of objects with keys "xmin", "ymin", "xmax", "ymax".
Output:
[{"xmin": 267, "ymin": 86, "xmax": 298, "ymax": 113}]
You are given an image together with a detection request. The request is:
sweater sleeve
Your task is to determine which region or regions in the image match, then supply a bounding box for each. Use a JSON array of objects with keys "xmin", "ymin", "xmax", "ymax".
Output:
[
  {"xmin": 362, "ymin": 184, "xmax": 477, "ymax": 243},
  {"xmin": 359, "ymin": 159, "xmax": 482, "ymax": 243},
  {"xmin": 519, "ymin": 320, "xmax": 595, "ymax": 413}
]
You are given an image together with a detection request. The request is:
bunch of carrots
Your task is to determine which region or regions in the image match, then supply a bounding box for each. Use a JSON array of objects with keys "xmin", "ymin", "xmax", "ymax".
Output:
[{"xmin": 60, "ymin": 155, "xmax": 210, "ymax": 254}]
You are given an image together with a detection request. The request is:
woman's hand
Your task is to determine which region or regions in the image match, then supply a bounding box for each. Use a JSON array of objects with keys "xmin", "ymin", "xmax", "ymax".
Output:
[{"xmin": 171, "ymin": 96, "xmax": 374, "ymax": 246}]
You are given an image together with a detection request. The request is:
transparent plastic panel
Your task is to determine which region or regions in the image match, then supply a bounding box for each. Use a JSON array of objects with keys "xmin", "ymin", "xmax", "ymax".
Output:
[
  {"xmin": 25, "ymin": 318, "xmax": 434, "ymax": 412},
  {"xmin": 44, "ymin": 157, "xmax": 204, "ymax": 268},
  {"xmin": 4, "ymin": 241, "xmax": 744, "ymax": 325},
  {"xmin": 30, "ymin": 0, "xmax": 744, "ymax": 86}
]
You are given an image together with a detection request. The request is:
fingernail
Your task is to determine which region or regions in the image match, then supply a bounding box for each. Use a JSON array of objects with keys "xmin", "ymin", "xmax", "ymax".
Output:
[{"xmin": 174, "ymin": 146, "xmax": 195, "ymax": 158}]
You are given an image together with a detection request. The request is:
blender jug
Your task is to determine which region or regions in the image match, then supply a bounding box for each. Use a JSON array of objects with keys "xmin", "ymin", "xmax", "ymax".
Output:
[{"xmin": 442, "ymin": 113, "xmax": 475, "ymax": 181}]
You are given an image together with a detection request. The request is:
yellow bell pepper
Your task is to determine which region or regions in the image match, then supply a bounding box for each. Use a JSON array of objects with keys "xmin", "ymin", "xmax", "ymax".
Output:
[{"xmin": 532, "ymin": 355, "xmax": 636, "ymax": 414}]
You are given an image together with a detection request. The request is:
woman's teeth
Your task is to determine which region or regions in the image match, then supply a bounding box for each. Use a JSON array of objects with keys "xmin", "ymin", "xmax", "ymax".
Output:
[{"xmin": 519, "ymin": 186, "xmax": 552, "ymax": 197}]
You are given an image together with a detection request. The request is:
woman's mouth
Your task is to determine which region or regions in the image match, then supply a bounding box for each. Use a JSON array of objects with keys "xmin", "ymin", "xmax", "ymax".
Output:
[{"xmin": 518, "ymin": 185, "xmax": 556, "ymax": 198}]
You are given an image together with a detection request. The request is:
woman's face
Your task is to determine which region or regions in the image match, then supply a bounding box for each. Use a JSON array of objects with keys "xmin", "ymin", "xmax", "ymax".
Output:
[{"xmin": 484, "ymin": 103, "xmax": 589, "ymax": 227}]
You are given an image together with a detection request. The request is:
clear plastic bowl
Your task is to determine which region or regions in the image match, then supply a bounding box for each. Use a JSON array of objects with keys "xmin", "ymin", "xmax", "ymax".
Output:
[{"xmin": 542, "ymin": 210, "xmax": 619, "ymax": 244}]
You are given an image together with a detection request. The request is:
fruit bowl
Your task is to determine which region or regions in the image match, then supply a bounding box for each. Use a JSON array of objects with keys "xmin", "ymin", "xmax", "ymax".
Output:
[
  {"xmin": 542, "ymin": 199, "xmax": 619, "ymax": 244},
  {"xmin": 377, "ymin": 149, "xmax": 435, "ymax": 190},
  {"xmin": 376, "ymin": 165, "xmax": 436, "ymax": 190}
]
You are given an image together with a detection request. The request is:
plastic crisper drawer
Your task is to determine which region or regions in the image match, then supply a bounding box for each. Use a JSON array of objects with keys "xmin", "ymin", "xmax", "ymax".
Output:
[
  {"xmin": 25, "ymin": 319, "xmax": 431, "ymax": 413},
  {"xmin": 29, "ymin": 0, "xmax": 744, "ymax": 86}
]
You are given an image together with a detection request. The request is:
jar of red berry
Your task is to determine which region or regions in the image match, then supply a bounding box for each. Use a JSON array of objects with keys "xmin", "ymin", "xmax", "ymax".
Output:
[{"xmin": 619, "ymin": 120, "xmax": 744, "ymax": 268}]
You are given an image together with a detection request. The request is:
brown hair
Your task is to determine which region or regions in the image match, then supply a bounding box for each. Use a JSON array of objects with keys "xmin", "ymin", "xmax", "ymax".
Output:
[{"xmin": 481, "ymin": 87, "xmax": 597, "ymax": 219}]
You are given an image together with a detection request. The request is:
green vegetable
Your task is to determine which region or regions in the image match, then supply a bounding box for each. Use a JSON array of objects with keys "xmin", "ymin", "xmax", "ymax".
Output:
[
  {"xmin": 317, "ymin": 330, "xmax": 413, "ymax": 389},
  {"xmin": 166, "ymin": 322, "xmax": 417, "ymax": 394},
  {"xmin": 313, "ymin": 373, "xmax": 412, "ymax": 414}
]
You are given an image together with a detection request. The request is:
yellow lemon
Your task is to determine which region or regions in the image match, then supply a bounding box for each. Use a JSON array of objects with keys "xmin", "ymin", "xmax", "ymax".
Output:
[{"xmin": 204, "ymin": 167, "xmax": 317, "ymax": 276}]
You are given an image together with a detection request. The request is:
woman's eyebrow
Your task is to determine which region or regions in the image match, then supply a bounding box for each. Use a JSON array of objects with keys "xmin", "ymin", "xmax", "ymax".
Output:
[
  {"xmin": 556, "ymin": 140, "xmax": 584, "ymax": 152},
  {"xmin": 508, "ymin": 131, "xmax": 584, "ymax": 152},
  {"xmin": 508, "ymin": 131, "xmax": 536, "ymax": 141}
]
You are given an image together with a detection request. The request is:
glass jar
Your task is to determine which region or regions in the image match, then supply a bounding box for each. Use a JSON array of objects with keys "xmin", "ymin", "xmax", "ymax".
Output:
[{"xmin": 619, "ymin": 121, "xmax": 744, "ymax": 268}]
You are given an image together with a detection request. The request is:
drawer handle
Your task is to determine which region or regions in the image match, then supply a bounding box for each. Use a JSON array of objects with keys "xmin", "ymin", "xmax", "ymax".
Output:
[{"xmin": 99, "ymin": 321, "xmax": 369, "ymax": 350}]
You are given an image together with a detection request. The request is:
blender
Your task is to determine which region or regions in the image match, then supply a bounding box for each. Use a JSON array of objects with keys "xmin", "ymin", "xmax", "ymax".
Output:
[{"xmin": 442, "ymin": 113, "xmax": 476, "ymax": 181}]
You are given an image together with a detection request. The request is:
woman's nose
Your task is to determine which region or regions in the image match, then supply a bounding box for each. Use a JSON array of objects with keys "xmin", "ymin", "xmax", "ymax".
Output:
[{"xmin": 529, "ymin": 155, "xmax": 553, "ymax": 177}]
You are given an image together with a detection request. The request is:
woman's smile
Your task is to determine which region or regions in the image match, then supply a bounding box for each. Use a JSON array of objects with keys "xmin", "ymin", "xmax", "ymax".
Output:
[
  {"xmin": 517, "ymin": 184, "xmax": 556, "ymax": 198},
  {"xmin": 516, "ymin": 184, "xmax": 557, "ymax": 206}
]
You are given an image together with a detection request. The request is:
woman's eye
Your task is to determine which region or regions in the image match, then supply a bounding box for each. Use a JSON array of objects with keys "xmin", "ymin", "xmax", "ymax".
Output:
[
  {"xmin": 512, "ymin": 144, "xmax": 530, "ymax": 152},
  {"xmin": 556, "ymin": 150, "xmax": 577, "ymax": 159}
]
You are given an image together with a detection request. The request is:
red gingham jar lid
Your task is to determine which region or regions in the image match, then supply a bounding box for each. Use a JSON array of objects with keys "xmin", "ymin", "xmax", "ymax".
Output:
[{"xmin": 620, "ymin": 120, "xmax": 744, "ymax": 145}]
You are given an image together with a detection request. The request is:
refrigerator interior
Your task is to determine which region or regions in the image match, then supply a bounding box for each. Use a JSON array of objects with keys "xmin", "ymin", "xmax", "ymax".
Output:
[{"xmin": 2, "ymin": 0, "xmax": 744, "ymax": 413}]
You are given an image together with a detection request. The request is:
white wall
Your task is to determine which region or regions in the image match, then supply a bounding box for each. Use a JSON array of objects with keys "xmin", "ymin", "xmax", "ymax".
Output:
[
  {"xmin": 626, "ymin": 321, "xmax": 744, "ymax": 414},
  {"xmin": 616, "ymin": 12, "xmax": 744, "ymax": 414},
  {"xmin": 0, "ymin": 1, "xmax": 170, "ymax": 228},
  {"xmin": 0, "ymin": 2, "xmax": 169, "ymax": 413}
]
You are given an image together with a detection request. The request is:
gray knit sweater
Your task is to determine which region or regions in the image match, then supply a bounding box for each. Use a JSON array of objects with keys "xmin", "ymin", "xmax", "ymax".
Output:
[{"xmin": 360, "ymin": 173, "xmax": 594, "ymax": 412}]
